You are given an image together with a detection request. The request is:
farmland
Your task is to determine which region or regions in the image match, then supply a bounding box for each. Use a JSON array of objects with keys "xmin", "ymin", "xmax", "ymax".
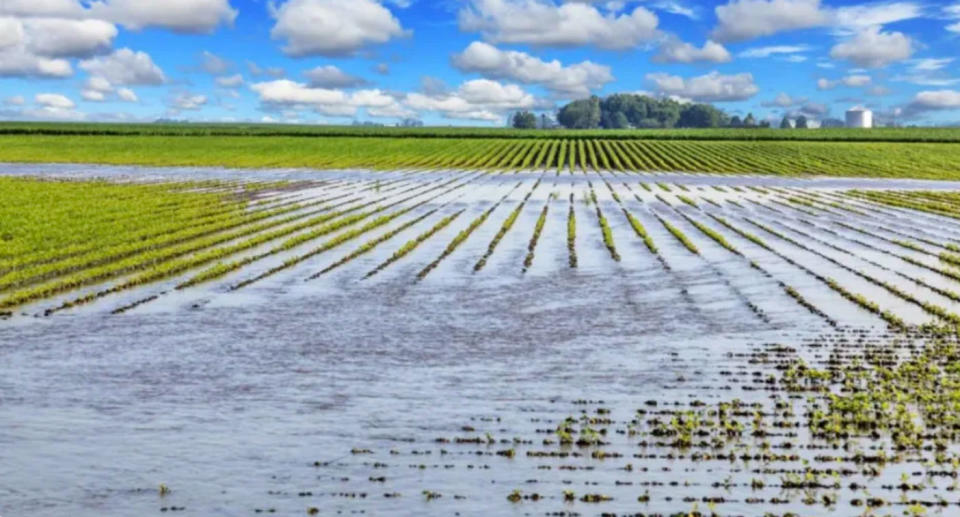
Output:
[
  {"xmin": 2, "ymin": 124, "xmax": 960, "ymax": 179},
  {"xmin": 8, "ymin": 145, "xmax": 960, "ymax": 516}
]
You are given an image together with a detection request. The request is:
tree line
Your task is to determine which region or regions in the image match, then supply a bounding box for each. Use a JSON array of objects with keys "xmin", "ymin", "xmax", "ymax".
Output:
[{"xmin": 512, "ymin": 94, "xmax": 772, "ymax": 130}]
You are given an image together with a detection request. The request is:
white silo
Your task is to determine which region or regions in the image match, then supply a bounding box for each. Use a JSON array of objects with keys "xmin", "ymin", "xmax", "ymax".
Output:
[{"xmin": 845, "ymin": 107, "xmax": 873, "ymax": 128}]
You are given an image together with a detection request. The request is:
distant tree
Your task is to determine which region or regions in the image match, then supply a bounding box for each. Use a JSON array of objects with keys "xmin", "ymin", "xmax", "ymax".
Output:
[
  {"xmin": 609, "ymin": 112, "xmax": 630, "ymax": 129},
  {"xmin": 780, "ymin": 116, "xmax": 792, "ymax": 129},
  {"xmin": 743, "ymin": 113, "xmax": 757, "ymax": 127},
  {"xmin": 512, "ymin": 111, "xmax": 537, "ymax": 129},
  {"xmin": 556, "ymin": 93, "xmax": 737, "ymax": 130},
  {"xmin": 557, "ymin": 97, "xmax": 601, "ymax": 129},
  {"xmin": 678, "ymin": 103, "xmax": 726, "ymax": 128},
  {"xmin": 795, "ymin": 115, "xmax": 809, "ymax": 129},
  {"xmin": 730, "ymin": 115, "xmax": 743, "ymax": 127},
  {"xmin": 759, "ymin": 120, "xmax": 771, "ymax": 128}
]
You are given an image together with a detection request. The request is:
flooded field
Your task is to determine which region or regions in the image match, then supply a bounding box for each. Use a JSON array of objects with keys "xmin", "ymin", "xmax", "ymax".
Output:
[{"xmin": 5, "ymin": 165, "xmax": 960, "ymax": 516}]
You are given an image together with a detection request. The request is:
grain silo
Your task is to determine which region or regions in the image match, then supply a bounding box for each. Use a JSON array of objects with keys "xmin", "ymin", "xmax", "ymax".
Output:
[{"xmin": 845, "ymin": 107, "xmax": 873, "ymax": 128}]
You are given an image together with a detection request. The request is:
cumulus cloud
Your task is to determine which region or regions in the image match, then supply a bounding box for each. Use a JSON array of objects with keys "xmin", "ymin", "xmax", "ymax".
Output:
[
  {"xmin": 459, "ymin": 0, "xmax": 660, "ymax": 49},
  {"xmin": 80, "ymin": 75, "xmax": 139, "ymax": 102},
  {"xmin": 269, "ymin": 0, "xmax": 409, "ymax": 57},
  {"xmin": 116, "ymin": 87, "xmax": 137, "ymax": 102},
  {"xmin": 0, "ymin": 0, "xmax": 237, "ymax": 33},
  {"xmin": 250, "ymin": 79, "xmax": 413, "ymax": 118},
  {"xmin": 406, "ymin": 79, "xmax": 541, "ymax": 122},
  {"xmin": 3, "ymin": 95, "xmax": 25, "ymax": 106},
  {"xmin": 170, "ymin": 92, "xmax": 208, "ymax": 110},
  {"xmin": 652, "ymin": 38, "xmax": 731, "ymax": 64},
  {"xmin": 88, "ymin": 0, "xmax": 236, "ymax": 34},
  {"xmin": 904, "ymin": 89, "xmax": 960, "ymax": 117},
  {"xmin": 303, "ymin": 65, "xmax": 369, "ymax": 88},
  {"xmin": 0, "ymin": 15, "xmax": 113, "ymax": 78},
  {"xmin": 0, "ymin": 47, "xmax": 72, "ymax": 77},
  {"xmin": 18, "ymin": 18, "xmax": 117, "ymax": 58},
  {"xmin": 711, "ymin": 0, "xmax": 827, "ymax": 42},
  {"xmin": 36, "ymin": 93, "xmax": 75, "ymax": 109},
  {"xmin": 829, "ymin": 26, "xmax": 913, "ymax": 68},
  {"xmin": 452, "ymin": 41, "xmax": 613, "ymax": 97},
  {"xmin": 645, "ymin": 71, "xmax": 759, "ymax": 102},
  {"xmin": 79, "ymin": 48, "xmax": 165, "ymax": 85}
]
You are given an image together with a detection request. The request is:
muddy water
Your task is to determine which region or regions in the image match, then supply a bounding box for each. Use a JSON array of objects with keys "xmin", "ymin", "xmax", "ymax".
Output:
[
  {"xmin": 1, "ymin": 270, "xmax": 814, "ymax": 517},
  {"xmin": 5, "ymin": 164, "xmax": 960, "ymax": 516}
]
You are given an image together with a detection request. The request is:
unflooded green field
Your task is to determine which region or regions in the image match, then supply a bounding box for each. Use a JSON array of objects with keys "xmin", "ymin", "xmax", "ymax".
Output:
[{"xmin": 1, "ymin": 128, "xmax": 960, "ymax": 179}]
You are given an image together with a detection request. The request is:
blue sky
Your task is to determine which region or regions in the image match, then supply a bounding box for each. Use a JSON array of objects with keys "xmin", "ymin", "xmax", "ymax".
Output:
[{"xmin": 0, "ymin": 0, "xmax": 958, "ymax": 126}]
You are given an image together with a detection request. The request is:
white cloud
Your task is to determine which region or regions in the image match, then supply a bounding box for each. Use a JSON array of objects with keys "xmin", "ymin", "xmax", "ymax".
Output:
[
  {"xmin": 711, "ymin": 0, "xmax": 827, "ymax": 42},
  {"xmin": 832, "ymin": 2, "xmax": 923, "ymax": 34},
  {"xmin": 170, "ymin": 92, "xmax": 208, "ymax": 110},
  {"xmin": 459, "ymin": 0, "xmax": 660, "ymax": 49},
  {"xmin": 817, "ymin": 74, "xmax": 872, "ymax": 90},
  {"xmin": 0, "ymin": 16, "xmax": 109, "ymax": 78},
  {"xmin": 81, "ymin": 89, "xmax": 106, "ymax": 101},
  {"xmin": 892, "ymin": 74, "xmax": 960, "ymax": 87},
  {"xmin": 0, "ymin": 0, "xmax": 236, "ymax": 33},
  {"xmin": 949, "ymin": 5, "xmax": 960, "ymax": 33},
  {"xmin": 89, "ymin": 0, "xmax": 237, "ymax": 34},
  {"xmin": 0, "ymin": 47, "xmax": 72, "ymax": 77},
  {"xmin": 303, "ymin": 65, "xmax": 368, "ymax": 88},
  {"xmin": 711, "ymin": 0, "xmax": 922, "ymax": 42},
  {"xmin": 452, "ymin": 41, "xmax": 613, "ymax": 97},
  {"xmin": 250, "ymin": 79, "xmax": 412, "ymax": 118},
  {"xmin": 910, "ymin": 58, "xmax": 954, "ymax": 72},
  {"xmin": 905, "ymin": 90, "xmax": 960, "ymax": 116},
  {"xmin": 20, "ymin": 18, "xmax": 117, "ymax": 58},
  {"xmin": 269, "ymin": 0, "xmax": 409, "ymax": 57},
  {"xmin": 842, "ymin": 74, "xmax": 871, "ymax": 87},
  {"xmin": 0, "ymin": 18, "xmax": 22, "ymax": 49},
  {"xmin": 215, "ymin": 74, "xmax": 244, "ymax": 87},
  {"xmin": 830, "ymin": 26, "xmax": 913, "ymax": 68},
  {"xmin": 116, "ymin": 87, "xmax": 137, "ymax": 102},
  {"xmin": 653, "ymin": 38, "xmax": 731, "ymax": 64},
  {"xmin": 645, "ymin": 71, "xmax": 759, "ymax": 102},
  {"xmin": 80, "ymin": 48, "xmax": 166, "ymax": 85},
  {"xmin": 36, "ymin": 93, "xmax": 75, "ymax": 109},
  {"xmin": 737, "ymin": 44, "xmax": 812, "ymax": 58},
  {"xmin": 80, "ymin": 76, "xmax": 140, "ymax": 102},
  {"xmin": 0, "ymin": 0, "xmax": 84, "ymax": 18},
  {"xmin": 406, "ymin": 79, "xmax": 538, "ymax": 122},
  {"xmin": 646, "ymin": 1, "xmax": 697, "ymax": 19},
  {"xmin": 3, "ymin": 95, "xmax": 25, "ymax": 106},
  {"xmin": 763, "ymin": 92, "xmax": 802, "ymax": 107}
]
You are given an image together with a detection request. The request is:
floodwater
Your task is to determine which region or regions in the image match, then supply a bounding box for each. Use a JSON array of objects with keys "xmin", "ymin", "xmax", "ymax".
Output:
[{"xmin": 2, "ymin": 164, "xmax": 960, "ymax": 516}]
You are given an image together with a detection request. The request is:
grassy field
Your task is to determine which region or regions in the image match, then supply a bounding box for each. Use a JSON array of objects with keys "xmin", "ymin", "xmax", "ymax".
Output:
[
  {"xmin": 4, "ymin": 122, "xmax": 960, "ymax": 142},
  {"xmin": 2, "ymin": 132, "xmax": 960, "ymax": 179}
]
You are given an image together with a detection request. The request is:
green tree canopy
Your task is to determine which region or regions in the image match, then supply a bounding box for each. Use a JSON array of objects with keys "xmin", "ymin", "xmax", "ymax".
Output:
[{"xmin": 511, "ymin": 111, "xmax": 537, "ymax": 129}]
